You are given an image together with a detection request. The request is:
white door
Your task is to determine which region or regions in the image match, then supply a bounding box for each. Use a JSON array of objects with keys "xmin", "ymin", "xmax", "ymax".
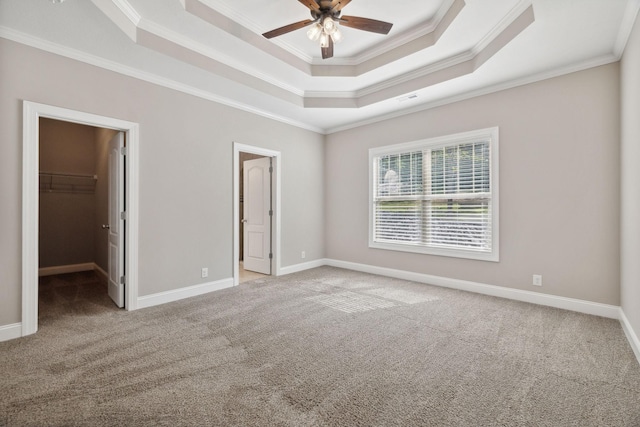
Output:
[
  {"xmin": 107, "ymin": 132, "xmax": 125, "ymax": 307},
  {"xmin": 243, "ymin": 157, "xmax": 272, "ymax": 274}
]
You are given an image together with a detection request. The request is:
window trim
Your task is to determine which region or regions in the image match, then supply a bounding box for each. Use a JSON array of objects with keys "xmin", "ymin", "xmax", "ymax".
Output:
[{"xmin": 369, "ymin": 127, "xmax": 499, "ymax": 262}]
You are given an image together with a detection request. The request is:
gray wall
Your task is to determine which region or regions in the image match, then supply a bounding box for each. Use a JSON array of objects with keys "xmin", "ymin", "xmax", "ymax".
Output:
[
  {"xmin": 39, "ymin": 118, "xmax": 97, "ymax": 268},
  {"xmin": 325, "ymin": 64, "xmax": 621, "ymax": 306},
  {"xmin": 0, "ymin": 32, "xmax": 632, "ymax": 335},
  {"xmin": 621, "ymin": 13, "xmax": 640, "ymax": 339},
  {"xmin": 0, "ymin": 38, "xmax": 325, "ymax": 327}
]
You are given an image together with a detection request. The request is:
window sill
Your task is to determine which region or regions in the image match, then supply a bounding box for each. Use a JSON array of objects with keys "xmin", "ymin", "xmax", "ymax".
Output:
[{"xmin": 369, "ymin": 241, "xmax": 499, "ymax": 262}]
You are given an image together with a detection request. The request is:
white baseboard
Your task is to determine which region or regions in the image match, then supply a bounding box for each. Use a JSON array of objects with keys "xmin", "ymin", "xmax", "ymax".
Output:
[
  {"xmin": 325, "ymin": 259, "xmax": 620, "ymax": 319},
  {"xmin": 620, "ymin": 309, "xmax": 640, "ymax": 365},
  {"xmin": 0, "ymin": 323, "xmax": 22, "ymax": 342},
  {"xmin": 137, "ymin": 277, "xmax": 234, "ymax": 309},
  {"xmin": 279, "ymin": 258, "xmax": 328, "ymax": 276},
  {"xmin": 39, "ymin": 262, "xmax": 95, "ymax": 277}
]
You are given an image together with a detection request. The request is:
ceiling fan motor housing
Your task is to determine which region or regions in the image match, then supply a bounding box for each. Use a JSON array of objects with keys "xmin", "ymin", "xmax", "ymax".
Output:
[{"xmin": 310, "ymin": 9, "xmax": 341, "ymax": 22}]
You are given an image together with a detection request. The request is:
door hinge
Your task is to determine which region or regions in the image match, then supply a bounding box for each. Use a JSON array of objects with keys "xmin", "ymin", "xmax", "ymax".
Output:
[
  {"xmin": 269, "ymin": 166, "xmax": 273, "ymax": 173},
  {"xmin": 120, "ymin": 275, "xmax": 126, "ymax": 285},
  {"xmin": 120, "ymin": 211, "xmax": 127, "ymax": 221},
  {"xmin": 121, "ymin": 146, "xmax": 128, "ymax": 156},
  {"xmin": 269, "ymin": 209, "xmax": 273, "ymax": 217},
  {"xmin": 269, "ymin": 253, "xmax": 273, "ymax": 260}
]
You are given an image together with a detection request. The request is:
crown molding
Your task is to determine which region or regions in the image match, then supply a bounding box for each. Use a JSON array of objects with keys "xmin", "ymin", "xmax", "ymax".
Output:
[
  {"xmin": 614, "ymin": 0, "xmax": 640, "ymax": 58},
  {"xmin": 0, "ymin": 27, "xmax": 323, "ymax": 134},
  {"xmin": 137, "ymin": 19, "xmax": 305, "ymax": 97},
  {"xmin": 339, "ymin": 0, "xmax": 462, "ymax": 64},
  {"xmin": 336, "ymin": 0, "xmax": 466, "ymax": 64},
  {"xmin": 94, "ymin": 0, "xmax": 531, "ymax": 109},
  {"xmin": 111, "ymin": 0, "xmax": 141, "ymax": 25},
  {"xmin": 0, "ymin": 22, "xmax": 624, "ymax": 137},
  {"xmin": 304, "ymin": 4, "xmax": 535, "ymax": 108},
  {"xmin": 89, "ymin": 0, "xmax": 139, "ymax": 41},
  {"xmin": 471, "ymin": 0, "xmax": 532, "ymax": 56},
  {"xmin": 326, "ymin": 52, "xmax": 620, "ymax": 134}
]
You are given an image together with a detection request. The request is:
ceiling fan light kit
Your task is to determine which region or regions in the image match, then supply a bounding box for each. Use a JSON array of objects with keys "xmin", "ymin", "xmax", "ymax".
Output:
[
  {"xmin": 263, "ymin": 0, "xmax": 392, "ymax": 59},
  {"xmin": 306, "ymin": 23, "xmax": 322, "ymax": 41},
  {"xmin": 308, "ymin": 16, "xmax": 343, "ymax": 47}
]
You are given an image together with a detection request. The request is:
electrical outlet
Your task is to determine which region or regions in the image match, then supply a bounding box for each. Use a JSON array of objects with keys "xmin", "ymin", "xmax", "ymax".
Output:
[
  {"xmin": 532, "ymin": 274, "xmax": 542, "ymax": 286},
  {"xmin": 201, "ymin": 268, "xmax": 208, "ymax": 278},
  {"xmin": 301, "ymin": 251, "xmax": 306, "ymax": 259}
]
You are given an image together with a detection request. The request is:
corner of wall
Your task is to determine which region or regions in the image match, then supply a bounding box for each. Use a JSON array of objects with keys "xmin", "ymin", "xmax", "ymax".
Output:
[{"xmin": 620, "ymin": 308, "xmax": 640, "ymax": 365}]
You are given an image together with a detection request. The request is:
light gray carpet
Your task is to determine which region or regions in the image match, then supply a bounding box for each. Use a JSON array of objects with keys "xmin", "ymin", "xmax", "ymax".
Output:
[{"xmin": 1, "ymin": 267, "xmax": 639, "ymax": 426}]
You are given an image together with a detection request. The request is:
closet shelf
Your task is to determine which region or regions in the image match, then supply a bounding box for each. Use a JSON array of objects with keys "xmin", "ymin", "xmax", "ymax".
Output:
[{"xmin": 39, "ymin": 172, "xmax": 97, "ymax": 194}]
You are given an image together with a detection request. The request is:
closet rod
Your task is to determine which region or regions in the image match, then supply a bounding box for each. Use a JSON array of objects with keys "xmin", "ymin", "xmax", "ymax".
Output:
[{"xmin": 39, "ymin": 171, "xmax": 97, "ymax": 179}]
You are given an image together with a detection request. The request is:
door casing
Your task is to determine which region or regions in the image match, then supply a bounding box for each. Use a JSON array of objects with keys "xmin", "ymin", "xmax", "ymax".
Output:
[{"xmin": 22, "ymin": 101, "xmax": 140, "ymax": 336}]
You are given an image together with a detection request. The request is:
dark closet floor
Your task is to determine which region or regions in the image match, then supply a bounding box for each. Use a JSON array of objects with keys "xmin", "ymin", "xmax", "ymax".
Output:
[{"xmin": 38, "ymin": 271, "xmax": 119, "ymax": 326}]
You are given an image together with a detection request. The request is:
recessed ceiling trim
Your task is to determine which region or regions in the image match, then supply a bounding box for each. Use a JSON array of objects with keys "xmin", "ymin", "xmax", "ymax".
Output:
[
  {"xmin": 202, "ymin": 0, "xmax": 447, "ymax": 64},
  {"xmin": 184, "ymin": 0, "xmax": 466, "ymax": 76},
  {"xmin": 357, "ymin": 51, "xmax": 475, "ymax": 96},
  {"xmin": 92, "ymin": 0, "xmax": 534, "ymax": 110},
  {"xmin": 111, "ymin": 0, "xmax": 141, "ymax": 25},
  {"xmin": 89, "ymin": 0, "xmax": 139, "ymax": 41},
  {"xmin": 136, "ymin": 27, "xmax": 305, "ymax": 106},
  {"xmin": 312, "ymin": 0, "xmax": 466, "ymax": 76},
  {"xmin": 1, "ymin": 1, "xmax": 634, "ymax": 134},
  {"xmin": 613, "ymin": 0, "xmax": 640, "ymax": 57},
  {"xmin": 136, "ymin": 19, "xmax": 305, "ymax": 98},
  {"xmin": 0, "ymin": 26, "xmax": 323, "ymax": 133},
  {"xmin": 471, "ymin": 4, "xmax": 535, "ymax": 68},
  {"xmin": 304, "ymin": 59, "xmax": 475, "ymax": 108},
  {"xmin": 326, "ymin": 52, "xmax": 621, "ymax": 135},
  {"xmin": 181, "ymin": 0, "xmax": 313, "ymax": 74},
  {"xmin": 91, "ymin": 0, "xmax": 534, "ymax": 110},
  {"xmin": 184, "ymin": 0, "xmax": 316, "ymax": 63},
  {"xmin": 344, "ymin": 0, "xmax": 465, "ymax": 65},
  {"xmin": 470, "ymin": 0, "xmax": 533, "ymax": 56},
  {"xmin": 304, "ymin": 4, "xmax": 535, "ymax": 108}
]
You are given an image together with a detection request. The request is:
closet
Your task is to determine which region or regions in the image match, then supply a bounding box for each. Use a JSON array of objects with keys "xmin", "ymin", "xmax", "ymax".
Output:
[{"xmin": 38, "ymin": 118, "xmax": 116, "ymax": 276}]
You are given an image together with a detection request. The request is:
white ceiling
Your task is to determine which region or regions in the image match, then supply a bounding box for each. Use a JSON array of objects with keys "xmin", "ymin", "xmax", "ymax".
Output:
[{"xmin": 0, "ymin": 0, "xmax": 637, "ymax": 133}]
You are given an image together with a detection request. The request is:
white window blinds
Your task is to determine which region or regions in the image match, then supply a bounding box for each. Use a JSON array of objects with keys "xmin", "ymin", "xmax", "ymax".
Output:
[{"xmin": 370, "ymin": 128, "xmax": 498, "ymax": 261}]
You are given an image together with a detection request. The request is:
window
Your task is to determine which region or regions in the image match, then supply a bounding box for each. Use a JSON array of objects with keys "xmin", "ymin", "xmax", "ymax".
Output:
[{"xmin": 369, "ymin": 127, "xmax": 499, "ymax": 261}]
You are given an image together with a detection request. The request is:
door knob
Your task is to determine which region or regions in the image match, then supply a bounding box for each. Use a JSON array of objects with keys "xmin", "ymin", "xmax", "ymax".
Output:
[
  {"xmin": 102, "ymin": 224, "xmax": 110, "ymax": 229},
  {"xmin": 241, "ymin": 219, "xmax": 247, "ymax": 223}
]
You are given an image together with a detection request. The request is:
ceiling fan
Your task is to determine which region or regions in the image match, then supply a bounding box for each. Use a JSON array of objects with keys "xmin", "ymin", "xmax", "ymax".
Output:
[{"xmin": 262, "ymin": 0, "xmax": 393, "ymax": 59}]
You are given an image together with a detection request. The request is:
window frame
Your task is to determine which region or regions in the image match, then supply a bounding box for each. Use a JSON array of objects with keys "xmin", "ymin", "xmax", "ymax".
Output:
[{"xmin": 368, "ymin": 127, "xmax": 499, "ymax": 262}]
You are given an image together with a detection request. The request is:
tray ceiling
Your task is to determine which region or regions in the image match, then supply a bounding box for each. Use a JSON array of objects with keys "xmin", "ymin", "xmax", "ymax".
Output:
[{"xmin": 0, "ymin": 0, "xmax": 637, "ymax": 133}]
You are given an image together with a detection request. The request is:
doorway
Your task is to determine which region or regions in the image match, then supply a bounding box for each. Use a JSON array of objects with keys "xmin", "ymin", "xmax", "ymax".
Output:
[
  {"xmin": 240, "ymin": 153, "xmax": 270, "ymax": 280},
  {"xmin": 22, "ymin": 101, "xmax": 140, "ymax": 337},
  {"xmin": 233, "ymin": 143, "xmax": 281, "ymax": 286},
  {"xmin": 38, "ymin": 119, "xmax": 125, "ymax": 307}
]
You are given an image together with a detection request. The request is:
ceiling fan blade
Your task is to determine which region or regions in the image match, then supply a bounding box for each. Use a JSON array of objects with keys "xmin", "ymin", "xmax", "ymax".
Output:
[
  {"xmin": 339, "ymin": 16, "xmax": 393, "ymax": 34},
  {"xmin": 329, "ymin": 0, "xmax": 352, "ymax": 13},
  {"xmin": 262, "ymin": 19, "xmax": 314, "ymax": 39},
  {"xmin": 298, "ymin": 0, "xmax": 320, "ymax": 11},
  {"xmin": 321, "ymin": 37, "xmax": 334, "ymax": 59}
]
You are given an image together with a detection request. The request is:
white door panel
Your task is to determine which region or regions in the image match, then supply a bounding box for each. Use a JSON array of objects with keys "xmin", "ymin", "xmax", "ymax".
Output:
[
  {"xmin": 243, "ymin": 157, "xmax": 271, "ymax": 274},
  {"xmin": 107, "ymin": 132, "xmax": 125, "ymax": 307}
]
